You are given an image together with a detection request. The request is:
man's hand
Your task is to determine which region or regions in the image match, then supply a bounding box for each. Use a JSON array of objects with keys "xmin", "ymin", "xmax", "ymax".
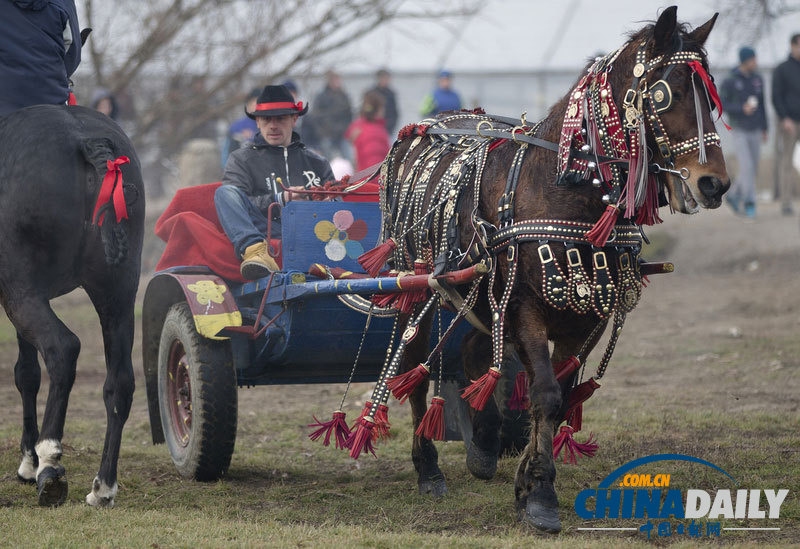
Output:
[
  {"xmin": 285, "ymin": 185, "xmax": 309, "ymax": 202},
  {"xmin": 743, "ymin": 102, "xmax": 757, "ymax": 116}
]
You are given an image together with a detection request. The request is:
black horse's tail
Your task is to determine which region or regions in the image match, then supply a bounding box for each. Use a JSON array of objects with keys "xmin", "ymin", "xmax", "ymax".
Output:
[{"xmin": 81, "ymin": 137, "xmax": 128, "ymax": 265}]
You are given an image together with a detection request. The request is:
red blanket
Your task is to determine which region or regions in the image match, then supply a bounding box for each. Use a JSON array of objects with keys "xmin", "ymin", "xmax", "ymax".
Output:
[{"xmin": 154, "ymin": 182, "xmax": 282, "ymax": 283}]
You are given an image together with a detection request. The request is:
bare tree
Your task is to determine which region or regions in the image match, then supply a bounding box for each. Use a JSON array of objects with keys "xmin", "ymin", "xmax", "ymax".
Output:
[
  {"xmin": 714, "ymin": 0, "xmax": 800, "ymax": 45},
  {"xmin": 79, "ymin": 0, "xmax": 480, "ymax": 163}
]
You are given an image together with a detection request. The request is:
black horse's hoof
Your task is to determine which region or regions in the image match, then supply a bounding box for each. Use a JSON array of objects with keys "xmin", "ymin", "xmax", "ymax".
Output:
[
  {"xmin": 37, "ymin": 466, "xmax": 68, "ymax": 507},
  {"xmin": 418, "ymin": 478, "xmax": 448, "ymax": 498},
  {"xmin": 466, "ymin": 442, "xmax": 498, "ymax": 480},
  {"xmin": 520, "ymin": 500, "xmax": 561, "ymax": 533}
]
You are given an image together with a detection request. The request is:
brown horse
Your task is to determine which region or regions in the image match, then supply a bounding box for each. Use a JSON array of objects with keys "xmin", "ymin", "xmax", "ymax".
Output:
[{"xmin": 362, "ymin": 6, "xmax": 728, "ymax": 532}]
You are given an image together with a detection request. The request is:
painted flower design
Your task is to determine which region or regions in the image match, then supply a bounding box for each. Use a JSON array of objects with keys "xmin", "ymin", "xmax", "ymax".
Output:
[{"xmin": 314, "ymin": 210, "xmax": 368, "ymax": 262}]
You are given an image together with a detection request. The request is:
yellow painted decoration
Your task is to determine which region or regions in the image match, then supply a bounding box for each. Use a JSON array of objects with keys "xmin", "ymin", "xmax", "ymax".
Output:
[
  {"xmin": 314, "ymin": 220, "xmax": 337, "ymax": 242},
  {"xmin": 187, "ymin": 280, "xmax": 228, "ymax": 305},
  {"xmin": 193, "ymin": 311, "xmax": 242, "ymax": 340},
  {"xmin": 291, "ymin": 273, "xmax": 307, "ymax": 284}
]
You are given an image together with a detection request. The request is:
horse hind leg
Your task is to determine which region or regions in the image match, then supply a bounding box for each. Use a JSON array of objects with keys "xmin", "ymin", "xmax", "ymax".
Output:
[
  {"xmin": 513, "ymin": 319, "xmax": 562, "ymax": 533},
  {"xmin": 461, "ymin": 329, "xmax": 503, "ymax": 480},
  {"xmin": 5, "ymin": 296, "xmax": 81, "ymax": 507},
  {"xmin": 82, "ymin": 280, "xmax": 137, "ymax": 508},
  {"xmin": 14, "ymin": 334, "xmax": 41, "ymax": 483}
]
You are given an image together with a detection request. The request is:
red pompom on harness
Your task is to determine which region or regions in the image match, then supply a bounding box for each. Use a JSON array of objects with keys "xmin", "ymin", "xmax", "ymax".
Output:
[{"xmin": 92, "ymin": 156, "xmax": 130, "ymax": 226}]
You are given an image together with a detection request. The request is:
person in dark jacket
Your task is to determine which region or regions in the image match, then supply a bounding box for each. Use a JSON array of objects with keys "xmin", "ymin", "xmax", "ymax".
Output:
[
  {"xmin": 720, "ymin": 46, "xmax": 768, "ymax": 218},
  {"xmin": 310, "ymin": 71, "xmax": 353, "ymax": 160},
  {"xmin": 772, "ymin": 33, "xmax": 800, "ymax": 215},
  {"xmin": 215, "ymin": 85, "xmax": 335, "ymax": 279},
  {"xmin": 0, "ymin": 0, "xmax": 81, "ymax": 116},
  {"xmin": 368, "ymin": 68, "xmax": 399, "ymax": 135}
]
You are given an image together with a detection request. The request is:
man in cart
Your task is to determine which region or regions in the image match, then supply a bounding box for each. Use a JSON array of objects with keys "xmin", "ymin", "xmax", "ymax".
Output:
[{"xmin": 215, "ymin": 84, "xmax": 335, "ymax": 280}]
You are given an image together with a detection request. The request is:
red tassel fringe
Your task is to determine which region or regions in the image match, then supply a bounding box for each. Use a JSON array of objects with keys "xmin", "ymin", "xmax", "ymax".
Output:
[
  {"xmin": 374, "ymin": 404, "xmax": 391, "ymax": 441},
  {"xmin": 553, "ymin": 425, "xmax": 598, "ymax": 464},
  {"xmin": 635, "ymin": 175, "xmax": 663, "ymax": 226},
  {"xmin": 358, "ymin": 238, "xmax": 396, "ymax": 277},
  {"xmin": 346, "ymin": 417, "xmax": 377, "ymax": 459},
  {"xmin": 553, "ymin": 356, "xmax": 581, "ymax": 382},
  {"xmin": 415, "ymin": 396, "xmax": 446, "ymax": 440},
  {"xmin": 508, "ymin": 371, "xmax": 530, "ymax": 411},
  {"xmin": 308, "ymin": 410, "xmax": 350, "ymax": 449},
  {"xmin": 461, "ymin": 367, "xmax": 502, "ymax": 411},
  {"xmin": 387, "ymin": 364, "xmax": 430, "ymax": 403},
  {"xmin": 585, "ymin": 205, "xmax": 619, "ymax": 247}
]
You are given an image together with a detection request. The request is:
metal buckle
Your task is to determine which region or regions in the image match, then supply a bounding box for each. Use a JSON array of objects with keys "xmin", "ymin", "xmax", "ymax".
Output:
[
  {"xmin": 593, "ymin": 251, "xmax": 608, "ymax": 269},
  {"xmin": 537, "ymin": 244, "xmax": 554, "ymax": 263},
  {"xmin": 623, "ymin": 88, "xmax": 637, "ymax": 107},
  {"xmin": 567, "ymin": 248, "xmax": 582, "ymax": 267}
]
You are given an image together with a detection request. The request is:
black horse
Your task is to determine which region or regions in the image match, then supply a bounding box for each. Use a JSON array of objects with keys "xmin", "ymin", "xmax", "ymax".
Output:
[{"xmin": 0, "ymin": 105, "xmax": 144, "ymax": 507}]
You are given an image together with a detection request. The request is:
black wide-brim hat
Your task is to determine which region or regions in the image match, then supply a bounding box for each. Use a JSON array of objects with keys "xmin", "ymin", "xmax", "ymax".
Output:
[{"xmin": 246, "ymin": 84, "xmax": 308, "ymax": 119}]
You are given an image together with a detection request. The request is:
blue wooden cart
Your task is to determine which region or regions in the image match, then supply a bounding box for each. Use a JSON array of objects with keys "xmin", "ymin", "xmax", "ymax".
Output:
[{"xmin": 140, "ymin": 200, "xmax": 507, "ymax": 479}]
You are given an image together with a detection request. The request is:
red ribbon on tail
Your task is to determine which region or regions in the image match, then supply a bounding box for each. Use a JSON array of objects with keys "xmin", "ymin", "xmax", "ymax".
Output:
[{"xmin": 92, "ymin": 156, "xmax": 131, "ymax": 226}]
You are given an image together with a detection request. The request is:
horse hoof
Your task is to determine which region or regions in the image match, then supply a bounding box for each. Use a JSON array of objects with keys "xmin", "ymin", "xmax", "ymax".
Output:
[
  {"xmin": 37, "ymin": 466, "xmax": 68, "ymax": 507},
  {"xmin": 418, "ymin": 478, "xmax": 448, "ymax": 498},
  {"xmin": 85, "ymin": 477, "xmax": 117, "ymax": 508},
  {"xmin": 466, "ymin": 442, "xmax": 497, "ymax": 480},
  {"xmin": 520, "ymin": 501, "xmax": 561, "ymax": 533}
]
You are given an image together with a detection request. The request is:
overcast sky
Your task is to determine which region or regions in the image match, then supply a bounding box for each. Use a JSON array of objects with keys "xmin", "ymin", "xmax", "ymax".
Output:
[{"xmin": 332, "ymin": 1, "xmax": 800, "ymax": 72}]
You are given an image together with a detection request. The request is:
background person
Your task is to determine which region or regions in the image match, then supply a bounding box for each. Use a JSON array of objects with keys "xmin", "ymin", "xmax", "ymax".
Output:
[
  {"xmin": 345, "ymin": 90, "xmax": 391, "ymax": 171},
  {"xmin": 368, "ymin": 68, "xmax": 399, "ymax": 135},
  {"xmin": 720, "ymin": 46, "xmax": 767, "ymax": 218},
  {"xmin": 310, "ymin": 70, "xmax": 353, "ymax": 160},
  {"xmin": 221, "ymin": 87, "xmax": 261, "ymax": 166},
  {"xmin": 214, "ymin": 85, "xmax": 334, "ymax": 279},
  {"xmin": 772, "ymin": 33, "xmax": 800, "ymax": 216},
  {"xmin": 0, "ymin": 0, "xmax": 81, "ymax": 116},
  {"xmin": 419, "ymin": 69, "xmax": 462, "ymax": 117}
]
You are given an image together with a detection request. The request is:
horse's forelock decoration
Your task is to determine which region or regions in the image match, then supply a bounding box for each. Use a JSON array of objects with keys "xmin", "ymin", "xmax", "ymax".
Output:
[{"xmin": 308, "ymin": 5, "xmax": 729, "ymax": 534}]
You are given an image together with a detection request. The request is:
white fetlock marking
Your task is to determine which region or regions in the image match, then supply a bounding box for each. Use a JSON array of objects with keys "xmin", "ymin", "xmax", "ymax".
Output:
[
  {"xmin": 34, "ymin": 439, "xmax": 62, "ymax": 477},
  {"xmin": 17, "ymin": 451, "xmax": 36, "ymax": 481},
  {"xmin": 85, "ymin": 477, "xmax": 117, "ymax": 508}
]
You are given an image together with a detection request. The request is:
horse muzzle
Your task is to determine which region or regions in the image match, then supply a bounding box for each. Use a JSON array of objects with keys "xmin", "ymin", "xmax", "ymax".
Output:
[{"xmin": 695, "ymin": 175, "xmax": 730, "ymax": 208}]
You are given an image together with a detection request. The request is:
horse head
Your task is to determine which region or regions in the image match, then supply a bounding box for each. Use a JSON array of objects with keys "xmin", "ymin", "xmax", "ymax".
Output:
[{"xmin": 619, "ymin": 6, "xmax": 730, "ymax": 213}]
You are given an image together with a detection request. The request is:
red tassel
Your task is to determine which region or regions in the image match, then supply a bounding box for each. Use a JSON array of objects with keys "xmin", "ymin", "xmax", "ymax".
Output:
[
  {"xmin": 351, "ymin": 401, "xmax": 372, "ymax": 429},
  {"xmin": 358, "ymin": 238, "xmax": 396, "ymax": 277},
  {"xmin": 308, "ymin": 410, "xmax": 350, "ymax": 449},
  {"xmin": 635, "ymin": 175, "xmax": 663, "ymax": 226},
  {"xmin": 585, "ymin": 205, "xmax": 619, "ymax": 247},
  {"xmin": 374, "ymin": 404, "xmax": 391, "ymax": 441},
  {"xmin": 347, "ymin": 417, "xmax": 377, "ymax": 459},
  {"xmin": 461, "ymin": 367, "xmax": 502, "ymax": 411},
  {"xmin": 508, "ymin": 372, "xmax": 530, "ymax": 411},
  {"xmin": 371, "ymin": 292, "xmax": 397, "ymax": 308},
  {"xmin": 387, "ymin": 363, "xmax": 430, "ymax": 403},
  {"xmin": 394, "ymin": 288, "xmax": 428, "ymax": 315},
  {"xmin": 553, "ymin": 425, "xmax": 598, "ymax": 464},
  {"xmin": 553, "ymin": 356, "xmax": 581, "ymax": 382},
  {"xmin": 564, "ymin": 378, "xmax": 601, "ymax": 417},
  {"xmin": 415, "ymin": 396, "xmax": 446, "ymax": 440},
  {"xmin": 68, "ymin": 92, "xmax": 77, "ymax": 105}
]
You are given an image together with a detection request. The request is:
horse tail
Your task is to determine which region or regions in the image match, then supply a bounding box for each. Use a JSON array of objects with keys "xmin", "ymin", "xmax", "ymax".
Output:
[{"xmin": 80, "ymin": 137, "xmax": 129, "ymax": 266}]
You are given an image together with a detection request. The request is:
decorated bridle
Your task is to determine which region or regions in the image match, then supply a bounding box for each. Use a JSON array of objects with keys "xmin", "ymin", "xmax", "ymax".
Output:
[{"xmin": 558, "ymin": 37, "xmax": 726, "ymax": 245}]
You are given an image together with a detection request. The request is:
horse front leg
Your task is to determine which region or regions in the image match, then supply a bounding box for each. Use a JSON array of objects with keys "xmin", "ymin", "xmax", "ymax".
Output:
[
  {"xmin": 461, "ymin": 329, "xmax": 503, "ymax": 480},
  {"xmin": 402, "ymin": 313, "xmax": 447, "ymax": 497},
  {"xmin": 14, "ymin": 334, "xmax": 41, "ymax": 484},
  {"xmin": 84, "ymin": 286, "xmax": 136, "ymax": 508},
  {"xmin": 514, "ymin": 317, "xmax": 562, "ymax": 533}
]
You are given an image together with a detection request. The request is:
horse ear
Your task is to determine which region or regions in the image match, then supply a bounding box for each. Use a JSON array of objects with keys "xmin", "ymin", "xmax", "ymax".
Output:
[
  {"xmin": 688, "ymin": 13, "xmax": 718, "ymax": 46},
  {"xmin": 653, "ymin": 6, "xmax": 679, "ymax": 51}
]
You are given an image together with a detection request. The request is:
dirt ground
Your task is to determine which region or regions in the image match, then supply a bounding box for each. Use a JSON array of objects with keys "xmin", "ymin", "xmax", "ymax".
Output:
[{"xmin": 0, "ymin": 197, "xmax": 798, "ymax": 545}]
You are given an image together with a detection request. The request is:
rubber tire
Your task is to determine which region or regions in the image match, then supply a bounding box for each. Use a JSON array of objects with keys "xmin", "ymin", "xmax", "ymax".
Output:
[{"xmin": 158, "ymin": 302, "xmax": 237, "ymax": 480}]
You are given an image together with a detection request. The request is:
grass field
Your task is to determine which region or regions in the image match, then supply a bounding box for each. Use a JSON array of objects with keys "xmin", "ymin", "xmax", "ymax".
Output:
[{"xmin": 0, "ymin": 203, "xmax": 798, "ymax": 547}]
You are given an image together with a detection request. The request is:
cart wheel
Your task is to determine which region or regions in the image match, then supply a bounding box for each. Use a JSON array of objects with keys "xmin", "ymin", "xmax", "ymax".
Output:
[{"xmin": 157, "ymin": 302, "xmax": 237, "ymax": 480}]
